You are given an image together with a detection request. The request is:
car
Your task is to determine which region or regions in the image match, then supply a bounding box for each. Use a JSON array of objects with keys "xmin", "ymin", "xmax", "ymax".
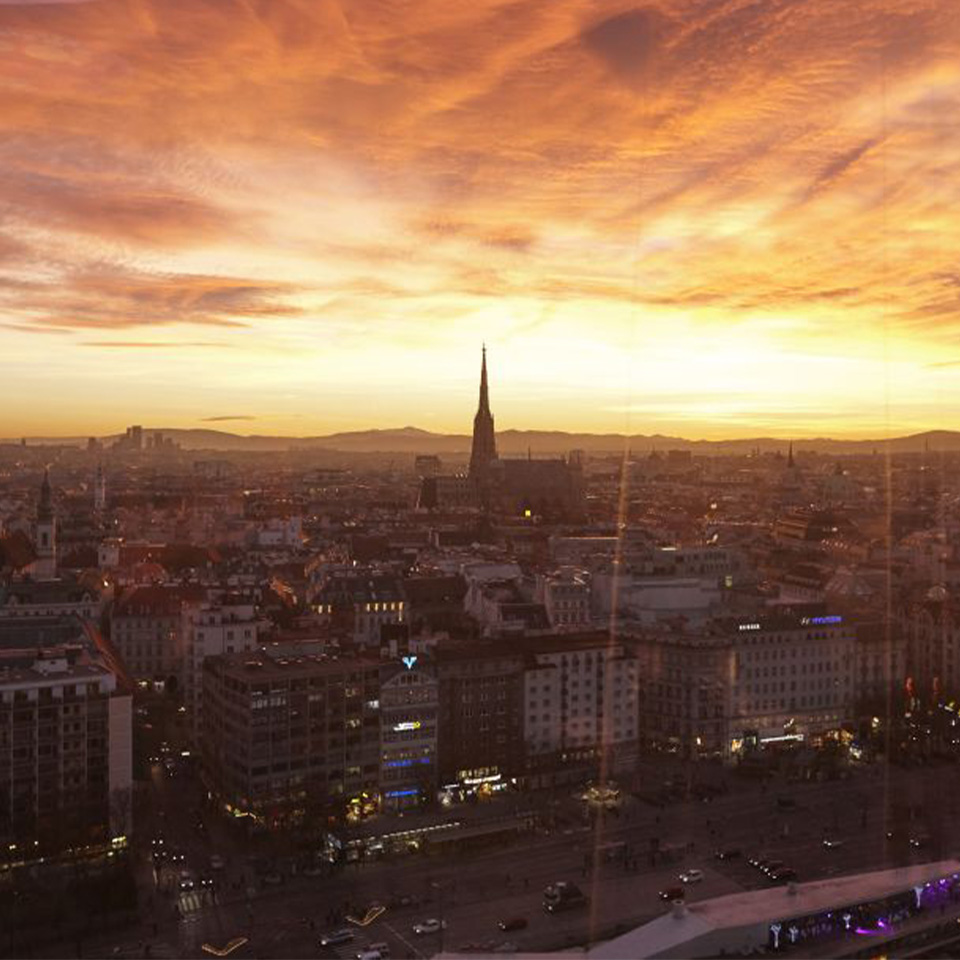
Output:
[
  {"xmin": 150, "ymin": 836, "xmax": 165, "ymax": 848},
  {"xmin": 498, "ymin": 918, "xmax": 528, "ymax": 932},
  {"xmin": 356, "ymin": 952, "xmax": 382, "ymax": 960},
  {"xmin": 659, "ymin": 886, "xmax": 685, "ymax": 901},
  {"xmin": 199, "ymin": 875, "xmax": 215, "ymax": 889},
  {"xmin": 714, "ymin": 848, "xmax": 741, "ymax": 860},
  {"xmin": 169, "ymin": 850, "xmax": 185, "ymax": 863},
  {"xmin": 363, "ymin": 944, "xmax": 389, "ymax": 958},
  {"xmin": 822, "ymin": 838, "xmax": 844, "ymax": 849},
  {"xmin": 910, "ymin": 834, "xmax": 931, "ymax": 848},
  {"xmin": 319, "ymin": 930, "xmax": 355, "ymax": 947},
  {"xmin": 761, "ymin": 860, "xmax": 785, "ymax": 876},
  {"xmin": 210, "ymin": 854, "xmax": 225, "ymax": 870},
  {"xmin": 747, "ymin": 854, "xmax": 768, "ymax": 868},
  {"xmin": 768, "ymin": 868, "xmax": 798, "ymax": 884},
  {"xmin": 679, "ymin": 869, "xmax": 704, "ymax": 884},
  {"xmin": 413, "ymin": 919, "xmax": 447, "ymax": 935},
  {"xmin": 179, "ymin": 871, "xmax": 195, "ymax": 892},
  {"xmin": 261, "ymin": 870, "xmax": 283, "ymax": 885}
]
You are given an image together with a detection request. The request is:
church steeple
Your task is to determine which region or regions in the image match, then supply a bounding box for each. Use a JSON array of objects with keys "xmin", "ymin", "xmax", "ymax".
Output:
[
  {"xmin": 34, "ymin": 468, "xmax": 57, "ymax": 579},
  {"xmin": 478, "ymin": 344, "xmax": 491, "ymax": 415},
  {"xmin": 38, "ymin": 468, "xmax": 53, "ymax": 522},
  {"xmin": 469, "ymin": 345, "xmax": 498, "ymax": 483},
  {"xmin": 787, "ymin": 441, "xmax": 795, "ymax": 469}
]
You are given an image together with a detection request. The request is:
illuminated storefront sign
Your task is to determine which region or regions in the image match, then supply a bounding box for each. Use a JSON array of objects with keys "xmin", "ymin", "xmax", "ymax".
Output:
[
  {"xmin": 739, "ymin": 623, "xmax": 761, "ymax": 631},
  {"xmin": 393, "ymin": 720, "xmax": 422, "ymax": 732},
  {"xmin": 463, "ymin": 773, "xmax": 502, "ymax": 786},
  {"xmin": 402, "ymin": 655, "xmax": 418, "ymax": 670},
  {"xmin": 800, "ymin": 615, "xmax": 843, "ymax": 626}
]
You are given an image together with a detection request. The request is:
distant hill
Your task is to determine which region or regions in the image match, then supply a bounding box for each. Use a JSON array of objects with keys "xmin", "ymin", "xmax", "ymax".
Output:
[{"xmin": 5, "ymin": 426, "xmax": 960, "ymax": 456}]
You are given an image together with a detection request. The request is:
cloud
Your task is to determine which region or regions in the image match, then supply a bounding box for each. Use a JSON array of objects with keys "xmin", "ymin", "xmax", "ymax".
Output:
[
  {"xmin": 2, "ymin": 267, "xmax": 304, "ymax": 331},
  {"xmin": 580, "ymin": 7, "xmax": 675, "ymax": 84},
  {"xmin": 2, "ymin": 0, "xmax": 960, "ymax": 434},
  {"xmin": 200, "ymin": 415, "xmax": 257, "ymax": 421},
  {"xmin": 80, "ymin": 341, "xmax": 233, "ymax": 348}
]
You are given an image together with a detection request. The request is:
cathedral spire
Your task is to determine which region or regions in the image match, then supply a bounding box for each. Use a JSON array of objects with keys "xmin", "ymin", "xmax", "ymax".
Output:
[
  {"xmin": 479, "ymin": 343, "xmax": 490, "ymax": 414},
  {"xmin": 787, "ymin": 441, "xmax": 795, "ymax": 469},
  {"xmin": 470, "ymin": 345, "xmax": 498, "ymax": 483}
]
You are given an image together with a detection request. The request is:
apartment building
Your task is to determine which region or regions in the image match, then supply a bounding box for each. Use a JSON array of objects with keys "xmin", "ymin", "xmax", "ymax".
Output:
[
  {"xmin": 379, "ymin": 658, "xmax": 438, "ymax": 811},
  {"xmin": 0, "ymin": 648, "xmax": 132, "ymax": 860},
  {"xmin": 181, "ymin": 597, "xmax": 259, "ymax": 740},
  {"xmin": 630, "ymin": 613, "xmax": 858, "ymax": 758},
  {"xmin": 111, "ymin": 584, "xmax": 205, "ymax": 681},
  {"xmin": 522, "ymin": 632, "xmax": 639, "ymax": 785},
  {"xmin": 201, "ymin": 651, "xmax": 382, "ymax": 825},
  {"xmin": 311, "ymin": 575, "xmax": 406, "ymax": 648},
  {"xmin": 534, "ymin": 569, "xmax": 591, "ymax": 631},
  {"xmin": 435, "ymin": 645, "xmax": 525, "ymax": 797}
]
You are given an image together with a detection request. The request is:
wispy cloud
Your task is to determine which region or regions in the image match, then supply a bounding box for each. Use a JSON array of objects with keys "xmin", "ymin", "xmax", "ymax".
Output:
[{"xmin": 2, "ymin": 0, "xmax": 960, "ymax": 434}]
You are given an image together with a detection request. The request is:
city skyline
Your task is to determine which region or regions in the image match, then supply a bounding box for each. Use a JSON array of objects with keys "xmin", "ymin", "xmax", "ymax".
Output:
[{"xmin": 2, "ymin": 0, "xmax": 959, "ymax": 438}]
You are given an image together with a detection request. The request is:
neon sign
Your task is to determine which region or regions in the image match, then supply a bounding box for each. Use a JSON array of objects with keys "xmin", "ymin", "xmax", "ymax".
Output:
[
  {"xmin": 393, "ymin": 721, "xmax": 421, "ymax": 732},
  {"xmin": 801, "ymin": 615, "xmax": 843, "ymax": 626},
  {"xmin": 402, "ymin": 655, "xmax": 418, "ymax": 670}
]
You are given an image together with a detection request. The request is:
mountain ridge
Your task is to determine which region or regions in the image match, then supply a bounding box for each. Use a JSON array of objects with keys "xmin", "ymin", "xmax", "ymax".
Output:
[{"xmin": 4, "ymin": 427, "xmax": 960, "ymax": 455}]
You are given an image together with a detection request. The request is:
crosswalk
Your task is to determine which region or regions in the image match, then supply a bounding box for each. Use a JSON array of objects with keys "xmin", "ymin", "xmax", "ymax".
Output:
[{"xmin": 177, "ymin": 889, "xmax": 212, "ymax": 917}]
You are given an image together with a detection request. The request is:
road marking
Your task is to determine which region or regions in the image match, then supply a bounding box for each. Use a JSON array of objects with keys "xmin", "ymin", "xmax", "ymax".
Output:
[{"xmin": 384, "ymin": 920, "xmax": 423, "ymax": 959}]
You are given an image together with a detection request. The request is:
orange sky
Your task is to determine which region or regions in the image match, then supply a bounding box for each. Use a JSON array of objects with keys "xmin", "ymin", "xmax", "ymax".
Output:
[{"xmin": 1, "ymin": 0, "xmax": 959, "ymax": 439}]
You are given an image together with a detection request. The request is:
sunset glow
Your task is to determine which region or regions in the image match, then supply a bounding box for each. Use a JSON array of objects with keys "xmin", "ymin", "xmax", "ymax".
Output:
[{"xmin": 2, "ymin": 0, "xmax": 959, "ymax": 438}]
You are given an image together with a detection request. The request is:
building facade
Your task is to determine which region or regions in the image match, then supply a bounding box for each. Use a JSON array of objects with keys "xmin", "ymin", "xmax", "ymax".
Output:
[
  {"xmin": 522, "ymin": 633, "xmax": 639, "ymax": 784},
  {"xmin": 0, "ymin": 650, "xmax": 132, "ymax": 860},
  {"xmin": 436, "ymin": 645, "xmax": 525, "ymax": 798},
  {"xmin": 379, "ymin": 658, "xmax": 438, "ymax": 811},
  {"xmin": 182, "ymin": 598, "xmax": 259, "ymax": 740},
  {"xmin": 201, "ymin": 651, "xmax": 382, "ymax": 826}
]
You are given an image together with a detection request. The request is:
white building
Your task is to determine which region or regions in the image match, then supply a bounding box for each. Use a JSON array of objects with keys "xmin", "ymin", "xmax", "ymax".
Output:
[
  {"xmin": 535, "ymin": 568, "xmax": 591, "ymax": 631},
  {"xmin": 523, "ymin": 633, "xmax": 639, "ymax": 782},
  {"xmin": 630, "ymin": 613, "xmax": 858, "ymax": 758},
  {"xmin": 181, "ymin": 598, "xmax": 259, "ymax": 740}
]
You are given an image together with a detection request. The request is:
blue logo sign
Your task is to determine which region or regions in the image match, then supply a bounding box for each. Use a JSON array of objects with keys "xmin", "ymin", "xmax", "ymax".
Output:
[{"xmin": 402, "ymin": 655, "xmax": 418, "ymax": 670}]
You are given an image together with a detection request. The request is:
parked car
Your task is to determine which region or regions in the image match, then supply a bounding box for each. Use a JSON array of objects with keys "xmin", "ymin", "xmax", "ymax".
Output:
[
  {"xmin": 363, "ymin": 943, "xmax": 389, "ymax": 958},
  {"xmin": 714, "ymin": 848, "xmax": 741, "ymax": 860},
  {"xmin": 413, "ymin": 919, "xmax": 447, "ymax": 935},
  {"xmin": 319, "ymin": 930, "xmax": 355, "ymax": 946},
  {"xmin": 498, "ymin": 918, "xmax": 528, "ymax": 932},
  {"xmin": 910, "ymin": 834, "xmax": 931, "ymax": 849},
  {"xmin": 822, "ymin": 838, "xmax": 844, "ymax": 849},
  {"xmin": 659, "ymin": 886, "xmax": 685, "ymax": 901},
  {"xmin": 679, "ymin": 869, "xmax": 704, "ymax": 884},
  {"xmin": 768, "ymin": 868, "xmax": 798, "ymax": 884},
  {"xmin": 761, "ymin": 860, "xmax": 785, "ymax": 876}
]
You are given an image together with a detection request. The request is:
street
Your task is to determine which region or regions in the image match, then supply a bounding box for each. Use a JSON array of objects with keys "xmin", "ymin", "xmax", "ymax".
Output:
[{"xmin": 32, "ymin": 755, "xmax": 960, "ymax": 959}]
